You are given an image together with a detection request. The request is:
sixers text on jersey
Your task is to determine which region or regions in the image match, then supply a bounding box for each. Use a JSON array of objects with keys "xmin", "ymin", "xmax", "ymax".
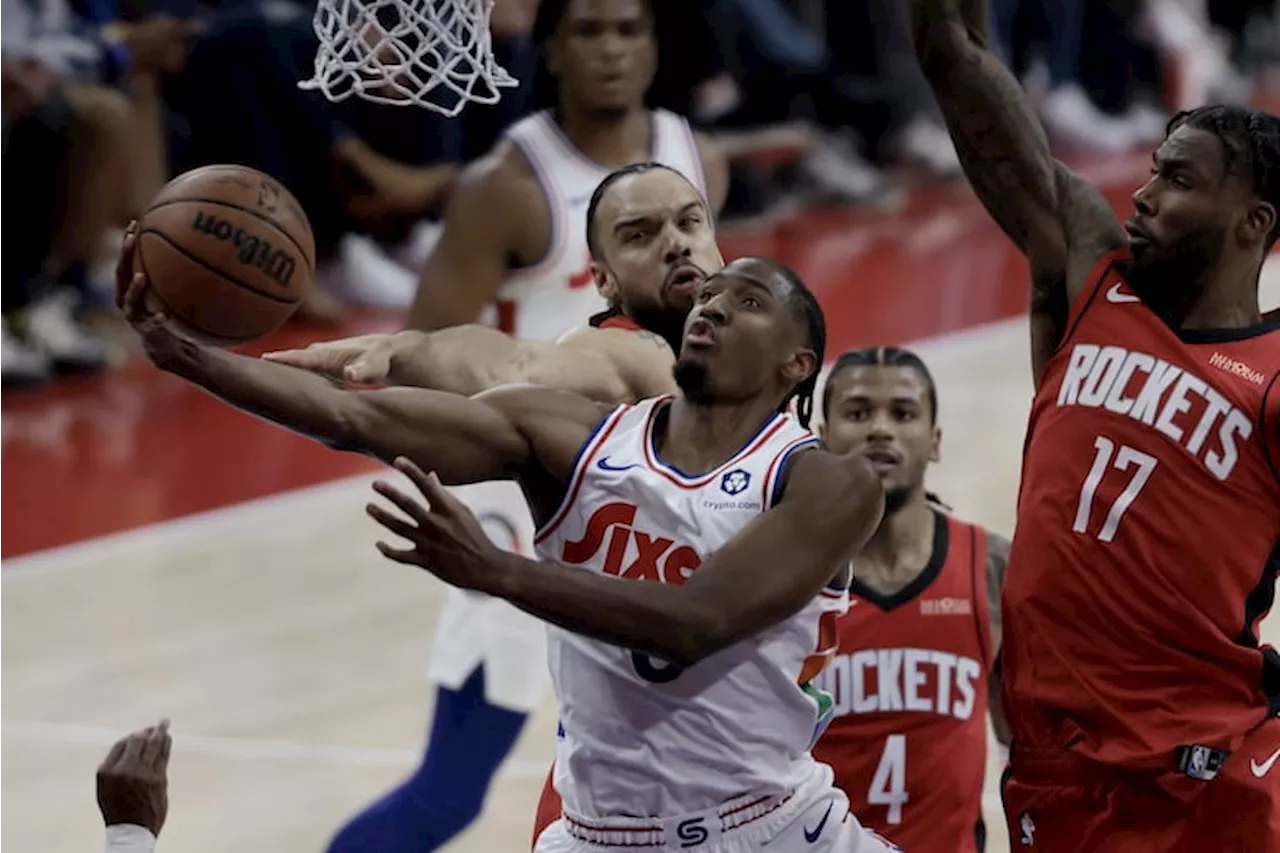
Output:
[{"xmin": 529, "ymin": 396, "xmax": 868, "ymax": 846}]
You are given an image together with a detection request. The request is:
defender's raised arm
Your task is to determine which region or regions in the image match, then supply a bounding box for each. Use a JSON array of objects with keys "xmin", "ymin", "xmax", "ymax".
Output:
[{"xmin": 910, "ymin": 0, "xmax": 1125, "ymax": 375}]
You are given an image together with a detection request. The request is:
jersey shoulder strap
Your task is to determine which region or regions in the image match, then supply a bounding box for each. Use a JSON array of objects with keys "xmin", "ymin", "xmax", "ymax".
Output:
[{"xmin": 588, "ymin": 308, "xmax": 643, "ymax": 331}]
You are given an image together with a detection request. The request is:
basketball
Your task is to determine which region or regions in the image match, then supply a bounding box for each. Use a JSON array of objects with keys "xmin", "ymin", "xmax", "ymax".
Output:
[{"xmin": 133, "ymin": 165, "xmax": 316, "ymax": 346}]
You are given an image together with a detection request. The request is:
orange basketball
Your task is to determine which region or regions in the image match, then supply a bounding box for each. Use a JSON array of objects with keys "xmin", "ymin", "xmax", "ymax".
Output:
[{"xmin": 134, "ymin": 165, "xmax": 315, "ymax": 346}]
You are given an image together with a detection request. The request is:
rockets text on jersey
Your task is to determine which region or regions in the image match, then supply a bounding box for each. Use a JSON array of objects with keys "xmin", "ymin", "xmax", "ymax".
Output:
[
  {"xmin": 814, "ymin": 511, "xmax": 995, "ymax": 853},
  {"xmin": 533, "ymin": 396, "xmax": 848, "ymax": 821},
  {"xmin": 481, "ymin": 109, "xmax": 706, "ymax": 342},
  {"xmin": 1002, "ymin": 247, "xmax": 1280, "ymax": 799}
]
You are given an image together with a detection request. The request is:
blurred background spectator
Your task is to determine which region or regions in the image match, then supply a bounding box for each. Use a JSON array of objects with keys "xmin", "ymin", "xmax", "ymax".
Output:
[{"xmin": 2, "ymin": 0, "xmax": 1276, "ymax": 389}]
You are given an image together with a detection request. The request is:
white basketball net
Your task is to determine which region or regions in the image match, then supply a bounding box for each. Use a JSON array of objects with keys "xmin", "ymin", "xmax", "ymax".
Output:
[{"xmin": 300, "ymin": 0, "xmax": 518, "ymax": 116}]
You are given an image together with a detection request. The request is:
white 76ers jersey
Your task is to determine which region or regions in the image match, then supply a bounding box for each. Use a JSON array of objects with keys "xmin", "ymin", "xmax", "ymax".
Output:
[
  {"xmin": 533, "ymin": 397, "xmax": 849, "ymax": 820},
  {"xmin": 481, "ymin": 109, "xmax": 707, "ymax": 342}
]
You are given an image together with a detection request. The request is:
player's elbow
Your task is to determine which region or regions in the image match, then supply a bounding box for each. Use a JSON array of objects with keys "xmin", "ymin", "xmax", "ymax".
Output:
[
  {"xmin": 662, "ymin": 616, "xmax": 726, "ymax": 668},
  {"xmin": 643, "ymin": 597, "xmax": 731, "ymax": 667}
]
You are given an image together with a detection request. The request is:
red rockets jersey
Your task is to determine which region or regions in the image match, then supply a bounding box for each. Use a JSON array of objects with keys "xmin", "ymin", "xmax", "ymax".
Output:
[
  {"xmin": 813, "ymin": 511, "xmax": 996, "ymax": 853},
  {"xmin": 1002, "ymin": 248, "xmax": 1280, "ymax": 799}
]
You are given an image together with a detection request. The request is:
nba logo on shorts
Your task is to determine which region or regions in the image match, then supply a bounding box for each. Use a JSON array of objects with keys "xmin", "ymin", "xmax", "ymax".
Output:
[
  {"xmin": 1019, "ymin": 812, "xmax": 1035, "ymax": 847},
  {"xmin": 721, "ymin": 469, "xmax": 751, "ymax": 496}
]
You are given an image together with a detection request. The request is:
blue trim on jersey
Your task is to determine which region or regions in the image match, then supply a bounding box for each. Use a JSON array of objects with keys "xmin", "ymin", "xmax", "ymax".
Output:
[
  {"xmin": 648, "ymin": 402, "xmax": 784, "ymax": 481},
  {"xmin": 766, "ymin": 436, "xmax": 821, "ymax": 509},
  {"xmin": 534, "ymin": 405, "xmax": 622, "ymax": 532}
]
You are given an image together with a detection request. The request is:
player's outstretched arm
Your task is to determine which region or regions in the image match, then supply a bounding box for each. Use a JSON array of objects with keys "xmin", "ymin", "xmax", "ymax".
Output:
[
  {"xmin": 263, "ymin": 324, "xmax": 680, "ymax": 403},
  {"xmin": 118, "ymin": 227, "xmax": 606, "ymax": 484},
  {"xmin": 368, "ymin": 450, "xmax": 884, "ymax": 667},
  {"xmin": 910, "ymin": 0, "xmax": 1124, "ymax": 367}
]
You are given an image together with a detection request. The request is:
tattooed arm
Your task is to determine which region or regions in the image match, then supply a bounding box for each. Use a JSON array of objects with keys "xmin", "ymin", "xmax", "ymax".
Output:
[
  {"xmin": 984, "ymin": 532, "xmax": 1012, "ymax": 746},
  {"xmin": 909, "ymin": 0, "xmax": 1125, "ymax": 381}
]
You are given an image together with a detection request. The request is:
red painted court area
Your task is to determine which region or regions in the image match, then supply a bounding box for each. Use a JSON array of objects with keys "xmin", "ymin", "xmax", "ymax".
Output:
[{"xmin": 0, "ymin": 152, "xmax": 1159, "ymax": 558}]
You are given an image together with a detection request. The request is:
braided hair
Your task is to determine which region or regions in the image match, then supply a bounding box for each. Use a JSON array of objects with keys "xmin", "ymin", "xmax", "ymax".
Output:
[
  {"xmin": 822, "ymin": 344, "xmax": 948, "ymax": 509},
  {"xmin": 768, "ymin": 261, "xmax": 826, "ymax": 430},
  {"xmin": 822, "ymin": 345, "xmax": 939, "ymax": 424}
]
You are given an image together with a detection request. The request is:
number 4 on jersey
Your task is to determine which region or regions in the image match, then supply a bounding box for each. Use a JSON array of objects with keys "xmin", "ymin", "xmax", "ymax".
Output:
[
  {"xmin": 1073, "ymin": 436, "xmax": 1158, "ymax": 543},
  {"xmin": 869, "ymin": 734, "xmax": 908, "ymax": 825}
]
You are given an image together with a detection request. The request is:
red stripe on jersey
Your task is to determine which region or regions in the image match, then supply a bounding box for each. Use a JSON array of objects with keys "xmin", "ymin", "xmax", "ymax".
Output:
[
  {"xmin": 760, "ymin": 435, "xmax": 820, "ymax": 509},
  {"xmin": 534, "ymin": 405, "xmax": 631, "ymax": 545}
]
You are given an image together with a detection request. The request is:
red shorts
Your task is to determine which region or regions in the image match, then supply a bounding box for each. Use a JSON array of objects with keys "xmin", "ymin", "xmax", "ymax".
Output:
[
  {"xmin": 531, "ymin": 764, "xmax": 560, "ymax": 848},
  {"xmin": 1002, "ymin": 718, "xmax": 1280, "ymax": 853}
]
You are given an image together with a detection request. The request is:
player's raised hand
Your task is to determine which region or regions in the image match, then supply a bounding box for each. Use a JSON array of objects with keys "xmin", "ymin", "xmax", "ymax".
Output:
[
  {"xmin": 367, "ymin": 457, "xmax": 511, "ymax": 593},
  {"xmin": 262, "ymin": 334, "xmax": 398, "ymax": 385},
  {"xmin": 97, "ymin": 718, "xmax": 172, "ymax": 836}
]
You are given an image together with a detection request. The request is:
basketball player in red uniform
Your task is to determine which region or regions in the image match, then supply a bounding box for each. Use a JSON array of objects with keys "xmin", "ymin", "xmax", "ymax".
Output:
[
  {"xmin": 912, "ymin": 0, "xmax": 1280, "ymax": 849},
  {"xmin": 812, "ymin": 346, "xmax": 1011, "ymax": 853}
]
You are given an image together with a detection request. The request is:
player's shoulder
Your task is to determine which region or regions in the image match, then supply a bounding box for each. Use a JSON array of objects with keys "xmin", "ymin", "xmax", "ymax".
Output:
[
  {"xmin": 780, "ymin": 447, "xmax": 881, "ymax": 503},
  {"xmin": 926, "ymin": 502, "xmax": 1008, "ymax": 568},
  {"xmin": 554, "ymin": 323, "xmax": 679, "ymax": 401},
  {"xmin": 454, "ymin": 138, "xmax": 543, "ymax": 213},
  {"xmin": 558, "ymin": 323, "xmax": 672, "ymax": 356}
]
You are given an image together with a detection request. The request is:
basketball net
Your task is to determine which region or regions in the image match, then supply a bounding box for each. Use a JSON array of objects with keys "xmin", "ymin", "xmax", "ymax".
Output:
[{"xmin": 299, "ymin": 0, "xmax": 518, "ymax": 117}]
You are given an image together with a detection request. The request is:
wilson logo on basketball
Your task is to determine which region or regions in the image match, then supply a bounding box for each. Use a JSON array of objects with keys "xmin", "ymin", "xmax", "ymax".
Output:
[
  {"xmin": 191, "ymin": 211, "xmax": 297, "ymax": 288},
  {"xmin": 562, "ymin": 502, "xmax": 701, "ymax": 584}
]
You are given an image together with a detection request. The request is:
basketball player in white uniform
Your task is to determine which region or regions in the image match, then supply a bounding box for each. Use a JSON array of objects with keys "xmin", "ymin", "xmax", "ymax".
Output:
[
  {"xmin": 428, "ymin": 105, "xmax": 712, "ymax": 726},
  {"xmin": 319, "ymin": 0, "xmax": 725, "ymax": 847},
  {"xmin": 120, "ymin": 253, "xmax": 898, "ymax": 852}
]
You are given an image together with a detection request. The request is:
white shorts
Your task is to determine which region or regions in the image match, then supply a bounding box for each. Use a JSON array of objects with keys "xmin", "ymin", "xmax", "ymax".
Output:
[
  {"xmin": 424, "ymin": 481, "xmax": 550, "ymax": 713},
  {"xmin": 533, "ymin": 764, "xmax": 902, "ymax": 853}
]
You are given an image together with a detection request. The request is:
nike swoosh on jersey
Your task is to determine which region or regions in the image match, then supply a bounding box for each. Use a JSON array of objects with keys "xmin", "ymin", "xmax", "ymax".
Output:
[
  {"xmin": 1251, "ymin": 747, "xmax": 1280, "ymax": 778},
  {"xmin": 1106, "ymin": 282, "xmax": 1142, "ymax": 303},
  {"xmin": 803, "ymin": 803, "xmax": 833, "ymax": 843},
  {"xmin": 597, "ymin": 457, "xmax": 639, "ymax": 472}
]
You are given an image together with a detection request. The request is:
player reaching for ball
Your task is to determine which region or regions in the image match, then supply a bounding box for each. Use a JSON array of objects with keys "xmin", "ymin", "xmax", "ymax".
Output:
[
  {"xmin": 131, "ymin": 165, "xmax": 317, "ymax": 345},
  {"xmin": 300, "ymin": 0, "xmax": 726, "ymax": 846},
  {"xmin": 912, "ymin": 0, "xmax": 1280, "ymax": 848},
  {"xmin": 120, "ymin": 243, "xmax": 904, "ymax": 852}
]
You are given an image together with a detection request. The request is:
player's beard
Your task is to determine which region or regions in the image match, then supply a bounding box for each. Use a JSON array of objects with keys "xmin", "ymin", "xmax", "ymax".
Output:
[
  {"xmin": 673, "ymin": 357, "xmax": 714, "ymax": 403},
  {"xmin": 883, "ymin": 486, "xmax": 912, "ymax": 516},
  {"xmin": 627, "ymin": 300, "xmax": 688, "ymax": 354},
  {"xmin": 1128, "ymin": 222, "xmax": 1227, "ymax": 324}
]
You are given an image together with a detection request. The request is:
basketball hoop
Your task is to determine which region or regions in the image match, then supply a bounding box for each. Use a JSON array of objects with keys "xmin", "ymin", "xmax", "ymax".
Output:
[{"xmin": 299, "ymin": 0, "xmax": 518, "ymax": 117}]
